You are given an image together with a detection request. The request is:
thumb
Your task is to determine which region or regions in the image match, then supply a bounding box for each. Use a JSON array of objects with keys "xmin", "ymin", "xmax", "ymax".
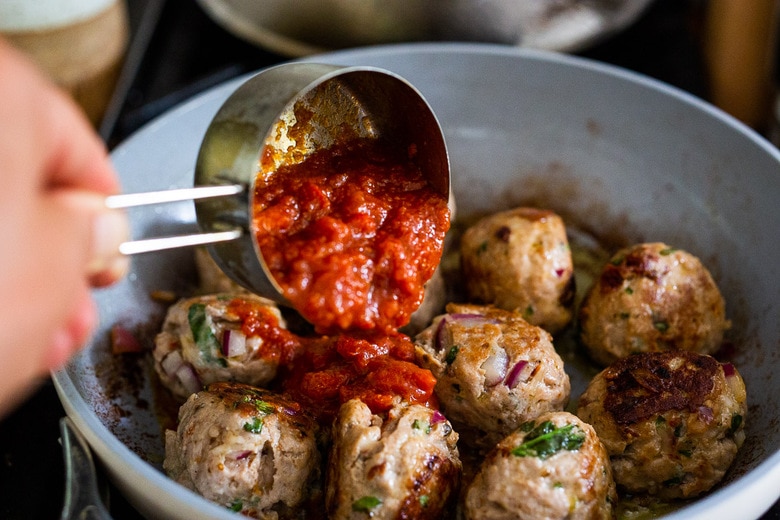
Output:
[{"xmin": 48, "ymin": 189, "xmax": 130, "ymax": 288}]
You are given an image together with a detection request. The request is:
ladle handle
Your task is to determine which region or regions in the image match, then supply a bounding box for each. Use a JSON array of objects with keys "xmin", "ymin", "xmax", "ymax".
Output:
[
  {"xmin": 106, "ymin": 184, "xmax": 245, "ymax": 255},
  {"xmin": 105, "ymin": 184, "xmax": 243, "ymax": 208}
]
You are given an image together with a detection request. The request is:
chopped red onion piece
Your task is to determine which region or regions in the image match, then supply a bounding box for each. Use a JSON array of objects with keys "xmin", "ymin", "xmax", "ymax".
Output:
[
  {"xmin": 505, "ymin": 360, "xmax": 529, "ymax": 389},
  {"xmin": 434, "ymin": 316, "xmax": 449, "ymax": 352},
  {"xmin": 110, "ymin": 325, "xmax": 143, "ymax": 354},
  {"xmin": 222, "ymin": 329, "xmax": 247, "ymax": 357},
  {"xmin": 448, "ymin": 313, "xmax": 498, "ymax": 327},
  {"xmin": 697, "ymin": 405, "xmax": 714, "ymax": 424},
  {"xmin": 481, "ymin": 348, "xmax": 509, "ymax": 387},
  {"xmin": 722, "ymin": 362, "xmax": 736, "ymax": 377},
  {"xmin": 235, "ymin": 450, "xmax": 252, "ymax": 460},
  {"xmin": 175, "ymin": 364, "xmax": 202, "ymax": 395},
  {"xmin": 161, "ymin": 350, "xmax": 184, "ymax": 376},
  {"xmin": 431, "ymin": 410, "xmax": 446, "ymax": 424}
]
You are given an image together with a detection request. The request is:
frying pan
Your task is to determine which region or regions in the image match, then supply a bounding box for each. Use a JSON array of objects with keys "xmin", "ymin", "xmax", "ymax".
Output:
[{"xmin": 53, "ymin": 43, "xmax": 780, "ymax": 519}]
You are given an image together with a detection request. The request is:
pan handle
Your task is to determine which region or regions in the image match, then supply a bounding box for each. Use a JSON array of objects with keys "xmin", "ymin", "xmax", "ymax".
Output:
[{"xmin": 59, "ymin": 417, "xmax": 113, "ymax": 520}]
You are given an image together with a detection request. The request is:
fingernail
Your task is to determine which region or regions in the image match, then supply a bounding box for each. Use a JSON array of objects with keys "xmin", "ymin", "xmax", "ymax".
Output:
[{"xmin": 87, "ymin": 208, "xmax": 130, "ymax": 286}]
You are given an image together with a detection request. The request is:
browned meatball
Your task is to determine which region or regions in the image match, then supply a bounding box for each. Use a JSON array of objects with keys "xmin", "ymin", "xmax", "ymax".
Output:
[
  {"xmin": 326, "ymin": 399, "xmax": 461, "ymax": 519},
  {"xmin": 576, "ymin": 351, "xmax": 747, "ymax": 500},
  {"xmin": 460, "ymin": 207, "xmax": 575, "ymax": 334},
  {"xmin": 579, "ymin": 242, "xmax": 730, "ymax": 366},
  {"xmin": 164, "ymin": 382, "xmax": 321, "ymax": 518},
  {"xmin": 464, "ymin": 411, "xmax": 617, "ymax": 520},
  {"xmin": 415, "ymin": 303, "xmax": 570, "ymax": 448},
  {"xmin": 153, "ymin": 293, "xmax": 298, "ymax": 401}
]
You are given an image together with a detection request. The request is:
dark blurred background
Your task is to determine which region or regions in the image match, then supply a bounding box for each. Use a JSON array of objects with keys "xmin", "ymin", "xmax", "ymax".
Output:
[{"xmin": 0, "ymin": 0, "xmax": 777, "ymax": 518}]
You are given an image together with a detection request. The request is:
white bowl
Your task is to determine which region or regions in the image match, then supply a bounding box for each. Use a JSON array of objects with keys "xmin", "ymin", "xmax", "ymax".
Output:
[{"xmin": 54, "ymin": 43, "xmax": 780, "ymax": 519}]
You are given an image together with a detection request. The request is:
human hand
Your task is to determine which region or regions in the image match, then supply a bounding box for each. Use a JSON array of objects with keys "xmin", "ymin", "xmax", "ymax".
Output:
[{"xmin": 0, "ymin": 38, "xmax": 129, "ymax": 417}]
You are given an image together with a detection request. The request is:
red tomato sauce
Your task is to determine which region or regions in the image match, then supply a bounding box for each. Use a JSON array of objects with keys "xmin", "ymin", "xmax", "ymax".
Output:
[
  {"xmin": 227, "ymin": 298, "xmax": 302, "ymax": 365},
  {"xmin": 251, "ymin": 137, "xmax": 449, "ymax": 419},
  {"xmin": 253, "ymin": 138, "xmax": 450, "ymax": 335},
  {"xmin": 282, "ymin": 332, "xmax": 438, "ymax": 421}
]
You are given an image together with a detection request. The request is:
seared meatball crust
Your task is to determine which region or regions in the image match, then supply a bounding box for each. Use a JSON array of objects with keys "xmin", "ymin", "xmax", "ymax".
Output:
[
  {"xmin": 579, "ymin": 242, "xmax": 729, "ymax": 366},
  {"xmin": 164, "ymin": 382, "xmax": 322, "ymax": 518},
  {"xmin": 153, "ymin": 293, "xmax": 299, "ymax": 401},
  {"xmin": 576, "ymin": 351, "xmax": 747, "ymax": 500},
  {"xmin": 326, "ymin": 399, "xmax": 461, "ymax": 520},
  {"xmin": 460, "ymin": 207, "xmax": 575, "ymax": 334},
  {"xmin": 464, "ymin": 411, "xmax": 617, "ymax": 520},
  {"xmin": 415, "ymin": 303, "xmax": 570, "ymax": 448}
]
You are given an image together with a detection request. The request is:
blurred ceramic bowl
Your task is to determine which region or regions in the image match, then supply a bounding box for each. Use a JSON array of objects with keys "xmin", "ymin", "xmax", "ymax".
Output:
[
  {"xmin": 195, "ymin": 0, "xmax": 655, "ymax": 56},
  {"xmin": 54, "ymin": 43, "xmax": 780, "ymax": 520}
]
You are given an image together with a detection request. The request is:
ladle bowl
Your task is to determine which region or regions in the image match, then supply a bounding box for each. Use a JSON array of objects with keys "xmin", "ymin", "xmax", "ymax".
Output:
[{"xmin": 192, "ymin": 63, "xmax": 450, "ymax": 305}]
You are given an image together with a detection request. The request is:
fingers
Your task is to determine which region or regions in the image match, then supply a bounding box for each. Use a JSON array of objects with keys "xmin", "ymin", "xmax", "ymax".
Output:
[
  {"xmin": 0, "ymin": 37, "xmax": 128, "ymax": 416},
  {"xmin": 49, "ymin": 189, "xmax": 130, "ymax": 287}
]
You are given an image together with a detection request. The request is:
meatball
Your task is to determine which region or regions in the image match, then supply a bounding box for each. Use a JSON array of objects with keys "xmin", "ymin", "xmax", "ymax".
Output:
[
  {"xmin": 464, "ymin": 411, "xmax": 617, "ymax": 520},
  {"xmin": 326, "ymin": 399, "xmax": 461, "ymax": 520},
  {"xmin": 415, "ymin": 303, "xmax": 570, "ymax": 447},
  {"xmin": 460, "ymin": 207, "xmax": 575, "ymax": 334},
  {"xmin": 579, "ymin": 242, "xmax": 730, "ymax": 366},
  {"xmin": 164, "ymin": 382, "xmax": 321, "ymax": 518},
  {"xmin": 576, "ymin": 351, "xmax": 747, "ymax": 500},
  {"xmin": 153, "ymin": 293, "xmax": 299, "ymax": 401}
]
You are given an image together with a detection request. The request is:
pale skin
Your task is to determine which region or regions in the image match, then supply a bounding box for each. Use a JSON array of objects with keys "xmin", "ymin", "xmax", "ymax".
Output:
[{"xmin": 0, "ymin": 38, "xmax": 129, "ymax": 418}]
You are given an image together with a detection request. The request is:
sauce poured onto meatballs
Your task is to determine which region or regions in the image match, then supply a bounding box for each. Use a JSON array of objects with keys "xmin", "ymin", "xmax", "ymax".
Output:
[{"xmin": 253, "ymin": 138, "xmax": 450, "ymax": 335}]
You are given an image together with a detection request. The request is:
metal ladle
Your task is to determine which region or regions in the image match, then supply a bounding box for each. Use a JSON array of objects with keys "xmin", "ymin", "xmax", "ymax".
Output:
[{"xmin": 111, "ymin": 63, "xmax": 450, "ymax": 306}]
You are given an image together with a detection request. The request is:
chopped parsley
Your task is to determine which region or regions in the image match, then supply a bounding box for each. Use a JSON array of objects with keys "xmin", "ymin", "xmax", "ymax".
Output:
[
  {"xmin": 352, "ymin": 496, "xmax": 382, "ymax": 513},
  {"xmin": 412, "ymin": 419, "xmax": 432, "ymax": 434},
  {"xmin": 228, "ymin": 499, "xmax": 242, "ymax": 512},
  {"xmin": 610, "ymin": 255, "xmax": 625, "ymax": 266},
  {"xmin": 188, "ymin": 303, "xmax": 227, "ymax": 367},
  {"xmin": 523, "ymin": 305, "xmax": 534, "ymax": 319},
  {"xmin": 624, "ymin": 286, "xmax": 634, "ymax": 295},
  {"xmin": 445, "ymin": 345, "xmax": 459, "ymax": 364},
  {"xmin": 243, "ymin": 417, "xmax": 264, "ymax": 434},
  {"xmin": 659, "ymin": 247, "xmax": 678, "ymax": 256},
  {"xmin": 419, "ymin": 495, "xmax": 429, "ymax": 507},
  {"xmin": 238, "ymin": 395, "xmax": 275, "ymax": 414},
  {"xmin": 663, "ymin": 475, "xmax": 684, "ymax": 487},
  {"xmin": 511, "ymin": 421, "xmax": 586, "ymax": 459},
  {"xmin": 730, "ymin": 414, "xmax": 743, "ymax": 434},
  {"xmin": 653, "ymin": 319, "xmax": 670, "ymax": 333}
]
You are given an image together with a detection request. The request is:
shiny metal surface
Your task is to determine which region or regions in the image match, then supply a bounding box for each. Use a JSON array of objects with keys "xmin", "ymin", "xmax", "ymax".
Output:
[
  {"xmin": 59, "ymin": 418, "xmax": 112, "ymax": 520},
  {"xmin": 107, "ymin": 185, "xmax": 245, "ymax": 254},
  {"xmin": 193, "ymin": 62, "xmax": 450, "ymax": 305},
  {"xmin": 195, "ymin": 0, "xmax": 655, "ymax": 56}
]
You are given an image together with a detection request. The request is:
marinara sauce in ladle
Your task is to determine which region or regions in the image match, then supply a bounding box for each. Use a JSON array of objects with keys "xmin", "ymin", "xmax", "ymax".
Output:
[{"xmin": 193, "ymin": 63, "xmax": 451, "ymax": 335}]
